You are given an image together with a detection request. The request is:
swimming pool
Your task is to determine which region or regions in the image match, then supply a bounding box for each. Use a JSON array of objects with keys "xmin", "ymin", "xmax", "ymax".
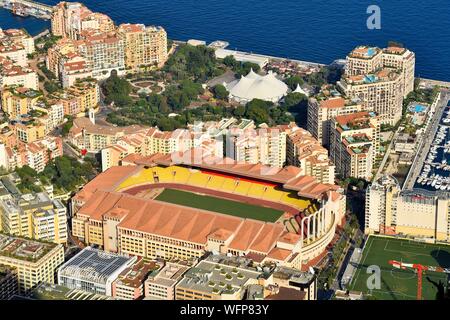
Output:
[{"xmin": 409, "ymin": 104, "xmax": 427, "ymax": 113}]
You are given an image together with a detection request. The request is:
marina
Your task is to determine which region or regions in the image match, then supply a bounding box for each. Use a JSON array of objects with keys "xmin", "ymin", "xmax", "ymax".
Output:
[
  {"xmin": 413, "ymin": 98, "xmax": 450, "ymax": 193},
  {"xmin": 0, "ymin": 0, "xmax": 52, "ymax": 20}
]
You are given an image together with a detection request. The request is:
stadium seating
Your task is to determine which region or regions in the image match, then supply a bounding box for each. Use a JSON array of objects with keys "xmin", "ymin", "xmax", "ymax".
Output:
[
  {"xmin": 172, "ymin": 167, "xmax": 191, "ymax": 184},
  {"xmin": 247, "ymin": 184, "xmax": 266, "ymax": 198},
  {"xmin": 117, "ymin": 168, "xmax": 155, "ymax": 190},
  {"xmin": 117, "ymin": 165, "xmax": 315, "ymax": 214},
  {"xmin": 233, "ymin": 180, "xmax": 252, "ymax": 195},
  {"xmin": 206, "ymin": 176, "xmax": 225, "ymax": 190},
  {"xmin": 152, "ymin": 167, "xmax": 173, "ymax": 182},
  {"xmin": 221, "ymin": 178, "xmax": 238, "ymax": 193},
  {"xmin": 263, "ymin": 187, "xmax": 284, "ymax": 202},
  {"xmin": 187, "ymin": 171, "xmax": 210, "ymax": 187}
]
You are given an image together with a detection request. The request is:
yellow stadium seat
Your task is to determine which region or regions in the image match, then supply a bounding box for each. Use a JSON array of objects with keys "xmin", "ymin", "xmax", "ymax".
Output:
[
  {"xmin": 234, "ymin": 181, "xmax": 252, "ymax": 195},
  {"xmin": 246, "ymin": 184, "xmax": 267, "ymax": 198},
  {"xmin": 172, "ymin": 166, "xmax": 191, "ymax": 184},
  {"xmin": 116, "ymin": 168, "xmax": 155, "ymax": 190},
  {"xmin": 187, "ymin": 171, "xmax": 210, "ymax": 187},
  {"xmin": 152, "ymin": 167, "xmax": 173, "ymax": 182},
  {"xmin": 206, "ymin": 176, "xmax": 225, "ymax": 190},
  {"xmin": 280, "ymin": 192, "xmax": 311, "ymax": 211},
  {"xmin": 221, "ymin": 178, "xmax": 237, "ymax": 193},
  {"xmin": 263, "ymin": 187, "xmax": 284, "ymax": 202}
]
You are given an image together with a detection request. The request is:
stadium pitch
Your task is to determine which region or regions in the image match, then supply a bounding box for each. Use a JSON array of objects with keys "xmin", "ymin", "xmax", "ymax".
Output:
[
  {"xmin": 349, "ymin": 236, "xmax": 450, "ymax": 300},
  {"xmin": 155, "ymin": 188, "xmax": 284, "ymax": 222}
]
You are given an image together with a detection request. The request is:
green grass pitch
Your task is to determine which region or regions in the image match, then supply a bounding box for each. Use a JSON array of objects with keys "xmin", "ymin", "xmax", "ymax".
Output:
[
  {"xmin": 154, "ymin": 188, "xmax": 284, "ymax": 222},
  {"xmin": 349, "ymin": 236, "xmax": 450, "ymax": 300}
]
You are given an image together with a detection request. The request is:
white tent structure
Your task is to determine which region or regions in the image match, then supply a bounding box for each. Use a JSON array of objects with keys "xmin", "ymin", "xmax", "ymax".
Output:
[
  {"xmin": 293, "ymin": 83, "xmax": 309, "ymax": 96},
  {"xmin": 225, "ymin": 69, "xmax": 288, "ymax": 104}
]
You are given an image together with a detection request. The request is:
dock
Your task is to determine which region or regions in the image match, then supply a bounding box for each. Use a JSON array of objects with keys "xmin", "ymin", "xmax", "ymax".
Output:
[
  {"xmin": 174, "ymin": 39, "xmax": 326, "ymax": 68},
  {"xmin": 0, "ymin": 0, "xmax": 53, "ymax": 20}
]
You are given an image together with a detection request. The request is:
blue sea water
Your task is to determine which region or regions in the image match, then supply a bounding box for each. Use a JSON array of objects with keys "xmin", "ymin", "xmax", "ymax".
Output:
[{"xmin": 1, "ymin": 0, "xmax": 450, "ymax": 81}]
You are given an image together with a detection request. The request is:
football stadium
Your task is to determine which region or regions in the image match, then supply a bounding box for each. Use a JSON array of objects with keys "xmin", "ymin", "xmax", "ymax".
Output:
[
  {"xmin": 349, "ymin": 236, "xmax": 450, "ymax": 300},
  {"xmin": 71, "ymin": 151, "xmax": 346, "ymax": 270}
]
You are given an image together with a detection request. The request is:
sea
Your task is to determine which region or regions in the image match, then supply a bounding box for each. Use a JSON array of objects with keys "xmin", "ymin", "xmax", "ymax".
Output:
[{"xmin": 1, "ymin": 0, "xmax": 450, "ymax": 81}]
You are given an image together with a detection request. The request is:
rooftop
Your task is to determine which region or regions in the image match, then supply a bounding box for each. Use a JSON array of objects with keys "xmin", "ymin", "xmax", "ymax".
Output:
[
  {"xmin": 0, "ymin": 234, "xmax": 57, "ymax": 263},
  {"xmin": 177, "ymin": 255, "xmax": 265, "ymax": 296},
  {"xmin": 58, "ymin": 247, "xmax": 136, "ymax": 284},
  {"xmin": 114, "ymin": 259, "xmax": 159, "ymax": 288},
  {"xmin": 29, "ymin": 283, "xmax": 112, "ymax": 300},
  {"xmin": 349, "ymin": 46, "xmax": 381, "ymax": 59}
]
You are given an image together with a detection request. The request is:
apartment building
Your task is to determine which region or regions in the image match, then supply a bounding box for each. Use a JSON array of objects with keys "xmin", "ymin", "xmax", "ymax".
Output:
[
  {"xmin": 12, "ymin": 118, "xmax": 46, "ymax": 144},
  {"xmin": 76, "ymin": 31, "xmax": 125, "ymax": 79},
  {"xmin": 51, "ymin": 1, "xmax": 114, "ymax": 39},
  {"xmin": 59, "ymin": 52, "xmax": 93, "ymax": 88},
  {"xmin": 57, "ymin": 247, "xmax": 136, "ymax": 296},
  {"xmin": 46, "ymin": 38, "xmax": 78, "ymax": 79},
  {"xmin": 286, "ymin": 127, "xmax": 335, "ymax": 184},
  {"xmin": 345, "ymin": 46, "xmax": 383, "ymax": 76},
  {"xmin": 0, "ymin": 38, "xmax": 27, "ymax": 68},
  {"xmin": 112, "ymin": 259, "xmax": 158, "ymax": 300},
  {"xmin": 144, "ymin": 262, "xmax": 190, "ymax": 300},
  {"xmin": 0, "ymin": 56, "xmax": 38, "ymax": 90},
  {"xmin": 330, "ymin": 111, "xmax": 380, "ymax": 180},
  {"xmin": 340, "ymin": 45, "xmax": 416, "ymax": 124},
  {"xmin": 0, "ymin": 234, "xmax": 65, "ymax": 293},
  {"xmin": 118, "ymin": 23, "xmax": 168, "ymax": 70},
  {"xmin": 0, "ymin": 28, "xmax": 35, "ymax": 55},
  {"xmin": 225, "ymin": 127, "xmax": 286, "ymax": 168},
  {"xmin": 175, "ymin": 255, "xmax": 270, "ymax": 300},
  {"xmin": 337, "ymin": 68, "xmax": 403, "ymax": 125},
  {"xmin": 69, "ymin": 117, "xmax": 144, "ymax": 153},
  {"xmin": 365, "ymin": 176, "xmax": 450, "ymax": 242},
  {"xmin": 33, "ymin": 103, "xmax": 65, "ymax": 131},
  {"xmin": 0, "ymin": 192, "xmax": 68, "ymax": 244},
  {"xmin": 49, "ymin": 78, "xmax": 99, "ymax": 116},
  {"xmin": 365, "ymin": 175, "xmax": 401, "ymax": 235},
  {"xmin": 271, "ymin": 266, "xmax": 317, "ymax": 300},
  {"xmin": 307, "ymin": 94, "xmax": 363, "ymax": 147},
  {"xmin": 1, "ymin": 86, "xmax": 42, "ymax": 118},
  {"xmin": 0, "ymin": 136, "xmax": 63, "ymax": 172},
  {"xmin": 23, "ymin": 136, "xmax": 63, "ymax": 172},
  {"xmin": 382, "ymin": 46, "xmax": 415, "ymax": 97}
]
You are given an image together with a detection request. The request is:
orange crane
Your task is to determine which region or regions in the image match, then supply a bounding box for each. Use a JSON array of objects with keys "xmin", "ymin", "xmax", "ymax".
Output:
[{"xmin": 389, "ymin": 260, "xmax": 450, "ymax": 300}]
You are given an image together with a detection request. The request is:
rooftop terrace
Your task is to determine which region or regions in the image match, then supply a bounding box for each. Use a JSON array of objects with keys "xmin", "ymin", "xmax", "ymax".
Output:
[
  {"xmin": 29, "ymin": 283, "xmax": 112, "ymax": 300},
  {"xmin": 0, "ymin": 234, "xmax": 56, "ymax": 262}
]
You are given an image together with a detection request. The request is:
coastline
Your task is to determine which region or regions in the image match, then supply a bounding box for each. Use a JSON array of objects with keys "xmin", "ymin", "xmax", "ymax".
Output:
[{"xmin": 1, "ymin": 6, "xmax": 450, "ymax": 85}]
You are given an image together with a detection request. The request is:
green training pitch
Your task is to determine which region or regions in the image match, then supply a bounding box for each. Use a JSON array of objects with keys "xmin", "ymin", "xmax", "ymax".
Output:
[
  {"xmin": 350, "ymin": 236, "xmax": 450, "ymax": 300},
  {"xmin": 154, "ymin": 188, "xmax": 284, "ymax": 222}
]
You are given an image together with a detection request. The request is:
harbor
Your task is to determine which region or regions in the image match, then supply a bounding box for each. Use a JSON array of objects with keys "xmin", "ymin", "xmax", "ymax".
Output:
[
  {"xmin": 412, "ymin": 94, "xmax": 450, "ymax": 194},
  {"xmin": 0, "ymin": 0, "xmax": 52, "ymax": 20}
]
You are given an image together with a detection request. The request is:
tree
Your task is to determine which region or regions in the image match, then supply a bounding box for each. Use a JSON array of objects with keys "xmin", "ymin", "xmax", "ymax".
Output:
[
  {"xmin": 102, "ymin": 70, "xmax": 133, "ymax": 107},
  {"xmin": 245, "ymin": 99, "xmax": 271, "ymax": 124},
  {"xmin": 233, "ymin": 105, "xmax": 246, "ymax": 117},
  {"xmin": 62, "ymin": 116, "xmax": 73, "ymax": 137},
  {"xmin": 163, "ymin": 44, "xmax": 222, "ymax": 81},
  {"xmin": 212, "ymin": 84, "xmax": 229, "ymax": 100},
  {"xmin": 285, "ymin": 76, "xmax": 304, "ymax": 91},
  {"xmin": 223, "ymin": 55, "xmax": 238, "ymax": 68}
]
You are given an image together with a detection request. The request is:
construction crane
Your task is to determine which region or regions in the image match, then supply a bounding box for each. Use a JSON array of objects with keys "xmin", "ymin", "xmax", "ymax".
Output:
[{"xmin": 389, "ymin": 260, "xmax": 450, "ymax": 300}]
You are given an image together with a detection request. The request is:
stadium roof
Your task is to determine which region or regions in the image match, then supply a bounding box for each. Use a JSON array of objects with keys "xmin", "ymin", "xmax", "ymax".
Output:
[
  {"xmin": 225, "ymin": 70, "xmax": 288, "ymax": 103},
  {"xmin": 77, "ymin": 190, "xmax": 288, "ymax": 256}
]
